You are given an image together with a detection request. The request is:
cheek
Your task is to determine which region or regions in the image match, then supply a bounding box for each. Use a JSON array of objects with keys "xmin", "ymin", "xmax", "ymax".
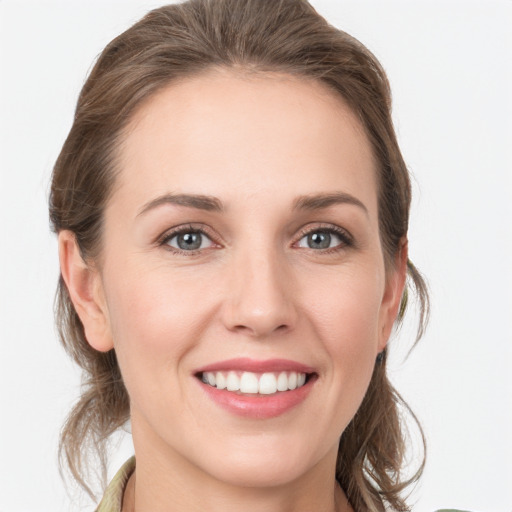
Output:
[
  {"xmin": 106, "ymin": 260, "xmax": 211, "ymax": 341},
  {"xmin": 102, "ymin": 266, "xmax": 213, "ymax": 405},
  {"xmin": 305, "ymin": 267, "xmax": 384, "ymax": 347},
  {"xmin": 302, "ymin": 267, "xmax": 383, "ymax": 394}
]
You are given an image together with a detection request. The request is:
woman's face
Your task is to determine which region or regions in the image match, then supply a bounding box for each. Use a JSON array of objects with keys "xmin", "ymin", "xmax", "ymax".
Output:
[{"xmin": 76, "ymin": 70, "xmax": 405, "ymax": 488}]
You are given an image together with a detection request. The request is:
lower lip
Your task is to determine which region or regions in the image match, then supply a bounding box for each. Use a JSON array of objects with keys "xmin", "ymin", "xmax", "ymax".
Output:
[{"xmin": 197, "ymin": 377, "xmax": 316, "ymax": 419}]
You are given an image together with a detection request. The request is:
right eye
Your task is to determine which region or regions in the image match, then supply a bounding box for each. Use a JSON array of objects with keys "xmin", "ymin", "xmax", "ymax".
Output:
[{"xmin": 163, "ymin": 229, "xmax": 216, "ymax": 252}]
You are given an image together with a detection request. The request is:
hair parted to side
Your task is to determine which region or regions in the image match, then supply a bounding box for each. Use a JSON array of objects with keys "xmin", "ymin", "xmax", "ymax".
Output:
[{"xmin": 49, "ymin": 0, "xmax": 429, "ymax": 510}]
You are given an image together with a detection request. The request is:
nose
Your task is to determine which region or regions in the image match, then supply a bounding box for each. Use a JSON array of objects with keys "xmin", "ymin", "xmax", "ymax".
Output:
[{"xmin": 220, "ymin": 248, "xmax": 298, "ymax": 339}]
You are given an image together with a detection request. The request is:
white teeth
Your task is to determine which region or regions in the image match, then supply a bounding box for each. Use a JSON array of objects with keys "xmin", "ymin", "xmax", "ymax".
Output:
[
  {"xmin": 288, "ymin": 372, "xmax": 297, "ymax": 390},
  {"xmin": 216, "ymin": 372, "xmax": 227, "ymax": 390},
  {"xmin": 202, "ymin": 370, "xmax": 308, "ymax": 394},
  {"xmin": 240, "ymin": 372, "xmax": 259, "ymax": 393},
  {"xmin": 276, "ymin": 372, "xmax": 288, "ymax": 392},
  {"xmin": 226, "ymin": 371, "xmax": 240, "ymax": 391},
  {"xmin": 258, "ymin": 373, "xmax": 277, "ymax": 394}
]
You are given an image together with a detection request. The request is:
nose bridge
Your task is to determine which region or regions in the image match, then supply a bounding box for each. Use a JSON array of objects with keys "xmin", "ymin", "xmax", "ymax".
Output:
[{"xmin": 222, "ymin": 239, "xmax": 297, "ymax": 338}]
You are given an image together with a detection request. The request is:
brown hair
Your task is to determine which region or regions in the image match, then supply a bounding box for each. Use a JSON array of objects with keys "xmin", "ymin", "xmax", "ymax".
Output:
[{"xmin": 49, "ymin": 0, "xmax": 429, "ymax": 509}]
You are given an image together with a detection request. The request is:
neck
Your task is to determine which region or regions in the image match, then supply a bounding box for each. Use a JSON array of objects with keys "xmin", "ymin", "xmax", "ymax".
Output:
[
  {"xmin": 122, "ymin": 469, "xmax": 352, "ymax": 512},
  {"xmin": 121, "ymin": 431, "xmax": 353, "ymax": 512},
  {"xmin": 122, "ymin": 410, "xmax": 354, "ymax": 512}
]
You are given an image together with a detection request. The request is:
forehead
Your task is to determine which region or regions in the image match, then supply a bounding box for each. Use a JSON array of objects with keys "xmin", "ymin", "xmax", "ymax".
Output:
[{"xmin": 114, "ymin": 69, "xmax": 377, "ymax": 215}]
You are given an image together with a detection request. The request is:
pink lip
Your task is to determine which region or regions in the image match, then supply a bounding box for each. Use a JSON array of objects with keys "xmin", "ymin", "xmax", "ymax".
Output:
[
  {"xmin": 198, "ymin": 378, "xmax": 316, "ymax": 419},
  {"xmin": 194, "ymin": 357, "xmax": 316, "ymax": 374},
  {"xmin": 194, "ymin": 358, "xmax": 318, "ymax": 419}
]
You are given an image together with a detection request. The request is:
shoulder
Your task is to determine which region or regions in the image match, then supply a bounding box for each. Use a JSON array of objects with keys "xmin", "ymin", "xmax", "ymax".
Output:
[
  {"xmin": 95, "ymin": 457, "xmax": 136, "ymax": 512},
  {"xmin": 434, "ymin": 509, "xmax": 474, "ymax": 512}
]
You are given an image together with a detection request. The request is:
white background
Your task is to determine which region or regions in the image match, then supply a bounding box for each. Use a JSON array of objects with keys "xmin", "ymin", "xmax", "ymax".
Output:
[{"xmin": 1, "ymin": 1, "xmax": 511, "ymax": 511}]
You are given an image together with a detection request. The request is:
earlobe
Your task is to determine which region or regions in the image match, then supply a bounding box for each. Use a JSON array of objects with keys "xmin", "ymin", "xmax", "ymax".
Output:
[
  {"xmin": 378, "ymin": 239, "xmax": 409, "ymax": 352},
  {"xmin": 58, "ymin": 230, "xmax": 114, "ymax": 352}
]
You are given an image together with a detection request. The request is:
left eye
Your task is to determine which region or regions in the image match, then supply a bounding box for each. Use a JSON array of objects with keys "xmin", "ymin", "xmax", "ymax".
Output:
[
  {"xmin": 296, "ymin": 229, "xmax": 347, "ymax": 250},
  {"xmin": 165, "ymin": 230, "xmax": 214, "ymax": 251}
]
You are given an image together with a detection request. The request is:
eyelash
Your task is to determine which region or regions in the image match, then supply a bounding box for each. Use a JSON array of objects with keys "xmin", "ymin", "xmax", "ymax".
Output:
[
  {"xmin": 158, "ymin": 224, "xmax": 219, "ymax": 256},
  {"xmin": 158, "ymin": 223, "xmax": 354, "ymax": 255},
  {"xmin": 294, "ymin": 224, "xmax": 354, "ymax": 253}
]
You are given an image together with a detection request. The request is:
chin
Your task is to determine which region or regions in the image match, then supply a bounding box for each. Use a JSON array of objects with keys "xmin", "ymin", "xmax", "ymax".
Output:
[
  {"xmin": 205, "ymin": 457, "xmax": 310, "ymax": 488},
  {"xmin": 193, "ymin": 436, "xmax": 328, "ymax": 489}
]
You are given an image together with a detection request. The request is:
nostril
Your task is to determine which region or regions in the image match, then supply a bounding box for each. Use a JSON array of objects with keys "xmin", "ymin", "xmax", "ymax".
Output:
[{"xmin": 231, "ymin": 322, "xmax": 291, "ymax": 338}]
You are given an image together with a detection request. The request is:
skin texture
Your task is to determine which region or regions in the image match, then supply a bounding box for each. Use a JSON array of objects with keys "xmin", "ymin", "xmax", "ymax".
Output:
[{"xmin": 59, "ymin": 70, "xmax": 407, "ymax": 512}]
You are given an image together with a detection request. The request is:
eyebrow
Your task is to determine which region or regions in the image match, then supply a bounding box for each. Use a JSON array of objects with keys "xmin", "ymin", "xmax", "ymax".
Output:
[
  {"xmin": 137, "ymin": 191, "xmax": 368, "ymax": 217},
  {"xmin": 293, "ymin": 192, "xmax": 368, "ymax": 215},
  {"xmin": 137, "ymin": 193, "xmax": 224, "ymax": 217}
]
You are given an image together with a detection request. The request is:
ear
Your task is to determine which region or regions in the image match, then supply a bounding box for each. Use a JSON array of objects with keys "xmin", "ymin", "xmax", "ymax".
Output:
[
  {"xmin": 377, "ymin": 238, "xmax": 408, "ymax": 352},
  {"xmin": 58, "ymin": 230, "xmax": 114, "ymax": 352}
]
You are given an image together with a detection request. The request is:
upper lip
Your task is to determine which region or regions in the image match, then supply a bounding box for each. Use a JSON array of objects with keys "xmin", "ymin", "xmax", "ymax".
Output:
[{"xmin": 194, "ymin": 357, "xmax": 316, "ymax": 374}]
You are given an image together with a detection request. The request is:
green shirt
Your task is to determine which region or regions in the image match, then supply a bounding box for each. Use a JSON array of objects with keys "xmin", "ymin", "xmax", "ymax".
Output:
[
  {"xmin": 96, "ymin": 457, "xmax": 136, "ymax": 512},
  {"xmin": 94, "ymin": 458, "xmax": 470, "ymax": 512}
]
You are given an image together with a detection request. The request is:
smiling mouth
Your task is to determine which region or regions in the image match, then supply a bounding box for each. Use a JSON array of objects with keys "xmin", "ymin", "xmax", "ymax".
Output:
[{"xmin": 197, "ymin": 370, "xmax": 315, "ymax": 395}]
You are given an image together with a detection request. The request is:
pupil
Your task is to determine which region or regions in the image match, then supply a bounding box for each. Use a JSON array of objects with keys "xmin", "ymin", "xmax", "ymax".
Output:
[
  {"xmin": 178, "ymin": 232, "xmax": 201, "ymax": 250},
  {"xmin": 308, "ymin": 231, "xmax": 331, "ymax": 249}
]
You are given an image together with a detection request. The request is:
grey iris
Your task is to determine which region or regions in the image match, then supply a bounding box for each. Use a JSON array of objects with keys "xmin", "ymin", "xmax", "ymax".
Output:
[
  {"xmin": 178, "ymin": 232, "xmax": 202, "ymax": 250},
  {"xmin": 308, "ymin": 231, "xmax": 331, "ymax": 249}
]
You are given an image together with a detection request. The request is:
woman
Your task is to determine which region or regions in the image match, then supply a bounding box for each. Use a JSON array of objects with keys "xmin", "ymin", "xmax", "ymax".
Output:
[{"xmin": 49, "ymin": 0, "xmax": 432, "ymax": 510}]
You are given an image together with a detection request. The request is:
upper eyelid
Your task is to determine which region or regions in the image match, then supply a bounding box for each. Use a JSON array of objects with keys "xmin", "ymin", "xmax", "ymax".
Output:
[
  {"xmin": 294, "ymin": 223, "xmax": 353, "ymax": 243},
  {"xmin": 156, "ymin": 221, "xmax": 353, "ymax": 248},
  {"xmin": 157, "ymin": 224, "xmax": 219, "ymax": 246}
]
